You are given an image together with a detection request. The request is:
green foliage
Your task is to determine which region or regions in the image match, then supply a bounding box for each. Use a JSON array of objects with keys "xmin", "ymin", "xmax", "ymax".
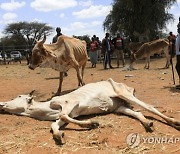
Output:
[
  {"xmin": 0, "ymin": 21, "xmax": 53, "ymax": 52},
  {"xmin": 103, "ymin": 0, "xmax": 176, "ymax": 41},
  {"xmin": 73, "ymin": 35, "xmax": 91, "ymax": 44}
]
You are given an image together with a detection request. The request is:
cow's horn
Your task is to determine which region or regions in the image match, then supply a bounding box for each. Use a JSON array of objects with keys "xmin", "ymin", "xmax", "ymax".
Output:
[
  {"xmin": 40, "ymin": 33, "xmax": 46, "ymax": 44},
  {"xmin": 29, "ymin": 90, "xmax": 35, "ymax": 96}
]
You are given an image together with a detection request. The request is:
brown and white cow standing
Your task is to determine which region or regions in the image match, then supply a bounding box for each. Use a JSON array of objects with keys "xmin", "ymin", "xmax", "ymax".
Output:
[
  {"xmin": 129, "ymin": 39, "xmax": 170, "ymax": 70},
  {"xmin": 29, "ymin": 34, "xmax": 88, "ymax": 95},
  {"xmin": 0, "ymin": 79, "xmax": 179, "ymax": 144}
]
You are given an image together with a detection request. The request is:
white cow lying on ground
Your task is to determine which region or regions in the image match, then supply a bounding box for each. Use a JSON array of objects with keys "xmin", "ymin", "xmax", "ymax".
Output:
[
  {"xmin": 0, "ymin": 79, "xmax": 179, "ymax": 144},
  {"xmin": 129, "ymin": 39, "xmax": 170, "ymax": 70}
]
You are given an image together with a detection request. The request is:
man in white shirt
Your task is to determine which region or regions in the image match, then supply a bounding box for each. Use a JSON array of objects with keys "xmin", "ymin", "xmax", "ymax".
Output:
[{"xmin": 175, "ymin": 28, "xmax": 180, "ymax": 89}]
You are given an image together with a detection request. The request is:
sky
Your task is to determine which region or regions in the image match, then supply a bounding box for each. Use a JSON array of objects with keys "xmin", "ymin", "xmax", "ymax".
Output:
[{"xmin": 0, "ymin": 0, "xmax": 180, "ymax": 44}]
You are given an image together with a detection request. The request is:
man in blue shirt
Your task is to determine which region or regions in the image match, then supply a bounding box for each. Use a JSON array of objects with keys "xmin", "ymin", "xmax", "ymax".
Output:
[{"xmin": 102, "ymin": 33, "xmax": 113, "ymax": 69}]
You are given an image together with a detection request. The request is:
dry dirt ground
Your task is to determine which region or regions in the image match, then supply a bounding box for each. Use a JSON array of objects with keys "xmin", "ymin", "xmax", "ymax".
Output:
[{"xmin": 0, "ymin": 57, "xmax": 180, "ymax": 154}]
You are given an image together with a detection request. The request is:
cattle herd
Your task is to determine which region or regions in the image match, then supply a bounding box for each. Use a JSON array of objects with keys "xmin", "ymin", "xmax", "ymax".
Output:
[{"xmin": 0, "ymin": 35, "xmax": 179, "ymax": 145}]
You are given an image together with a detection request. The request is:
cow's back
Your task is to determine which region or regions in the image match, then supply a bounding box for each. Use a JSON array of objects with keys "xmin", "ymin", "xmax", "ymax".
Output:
[
  {"xmin": 44, "ymin": 35, "xmax": 88, "ymax": 64},
  {"xmin": 136, "ymin": 39, "xmax": 169, "ymax": 58}
]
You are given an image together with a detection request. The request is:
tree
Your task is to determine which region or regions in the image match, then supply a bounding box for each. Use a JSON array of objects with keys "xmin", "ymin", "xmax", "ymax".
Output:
[
  {"xmin": 73, "ymin": 35, "xmax": 91, "ymax": 44},
  {"xmin": 103, "ymin": 0, "xmax": 176, "ymax": 41},
  {"xmin": 1, "ymin": 21, "xmax": 53, "ymax": 52}
]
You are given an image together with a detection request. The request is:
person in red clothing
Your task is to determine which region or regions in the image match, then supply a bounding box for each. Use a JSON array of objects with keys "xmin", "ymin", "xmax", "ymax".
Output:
[
  {"xmin": 89, "ymin": 37, "xmax": 99, "ymax": 68},
  {"xmin": 112, "ymin": 33, "xmax": 125, "ymax": 67}
]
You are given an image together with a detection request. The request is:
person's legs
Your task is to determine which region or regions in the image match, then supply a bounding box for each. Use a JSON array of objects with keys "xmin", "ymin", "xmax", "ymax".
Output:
[
  {"xmin": 103, "ymin": 51, "xmax": 108, "ymax": 69},
  {"xmin": 120, "ymin": 50, "xmax": 125, "ymax": 67},
  {"xmin": 107, "ymin": 50, "xmax": 113, "ymax": 68},
  {"xmin": 116, "ymin": 49, "xmax": 120, "ymax": 67}
]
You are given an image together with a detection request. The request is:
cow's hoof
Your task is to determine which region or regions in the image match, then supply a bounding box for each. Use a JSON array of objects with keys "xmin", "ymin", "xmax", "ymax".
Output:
[
  {"xmin": 53, "ymin": 132, "xmax": 65, "ymax": 145},
  {"xmin": 89, "ymin": 121, "xmax": 99, "ymax": 128},
  {"xmin": 143, "ymin": 121, "xmax": 154, "ymax": 132},
  {"xmin": 52, "ymin": 91, "xmax": 61, "ymax": 97}
]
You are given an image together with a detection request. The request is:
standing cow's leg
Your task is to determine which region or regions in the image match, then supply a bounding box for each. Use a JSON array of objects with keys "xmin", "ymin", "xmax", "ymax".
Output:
[
  {"xmin": 115, "ymin": 106, "xmax": 153, "ymax": 130},
  {"xmin": 71, "ymin": 60, "xmax": 84, "ymax": 87},
  {"xmin": 81, "ymin": 61, "xmax": 86, "ymax": 85},
  {"xmin": 164, "ymin": 47, "xmax": 170, "ymax": 68},
  {"xmin": 56, "ymin": 72, "xmax": 64, "ymax": 95},
  {"xmin": 109, "ymin": 79, "xmax": 180, "ymax": 129},
  {"xmin": 120, "ymin": 50, "xmax": 125, "ymax": 67},
  {"xmin": 144, "ymin": 56, "xmax": 150, "ymax": 69},
  {"xmin": 76, "ymin": 67, "xmax": 83, "ymax": 86}
]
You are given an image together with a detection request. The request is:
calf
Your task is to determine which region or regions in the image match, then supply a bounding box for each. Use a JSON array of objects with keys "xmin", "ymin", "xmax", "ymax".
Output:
[
  {"xmin": 129, "ymin": 39, "xmax": 170, "ymax": 70},
  {"xmin": 0, "ymin": 79, "xmax": 179, "ymax": 144}
]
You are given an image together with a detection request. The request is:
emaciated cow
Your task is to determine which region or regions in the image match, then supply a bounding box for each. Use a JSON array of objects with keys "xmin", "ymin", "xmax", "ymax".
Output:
[
  {"xmin": 29, "ymin": 34, "xmax": 88, "ymax": 95},
  {"xmin": 129, "ymin": 39, "xmax": 170, "ymax": 70},
  {"xmin": 0, "ymin": 79, "xmax": 179, "ymax": 144}
]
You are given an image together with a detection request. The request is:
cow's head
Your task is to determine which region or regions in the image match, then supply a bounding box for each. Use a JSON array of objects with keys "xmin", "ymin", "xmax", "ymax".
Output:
[
  {"xmin": 29, "ymin": 34, "xmax": 50, "ymax": 70},
  {"xmin": 0, "ymin": 90, "xmax": 35, "ymax": 113}
]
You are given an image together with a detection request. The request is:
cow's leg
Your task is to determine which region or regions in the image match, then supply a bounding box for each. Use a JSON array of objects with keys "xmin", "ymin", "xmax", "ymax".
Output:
[
  {"xmin": 71, "ymin": 60, "xmax": 84, "ymax": 86},
  {"xmin": 119, "ymin": 95, "xmax": 180, "ymax": 129},
  {"xmin": 109, "ymin": 79, "xmax": 180, "ymax": 129},
  {"xmin": 51, "ymin": 115, "xmax": 99, "ymax": 143},
  {"xmin": 60, "ymin": 114, "xmax": 99, "ymax": 128},
  {"xmin": 144, "ymin": 56, "xmax": 150, "ymax": 69},
  {"xmin": 116, "ymin": 49, "xmax": 120, "ymax": 68},
  {"xmin": 119, "ymin": 50, "xmax": 125, "ymax": 67},
  {"xmin": 51, "ymin": 119, "xmax": 66, "ymax": 144},
  {"xmin": 76, "ymin": 67, "xmax": 83, "ymax": 86},
  {"xmin": 115, "ymin": 106, "xmax": 153, "ymax": 130},
  {"xmin": 81, "ymin": 61, "xmax": 86, "ymax": 84},
  {"xmin": 56, "ymin": 72, "xmax": 63, "ymax": 95},
  {"xmin": 164, "ymin": 47, "xmax": 170, "ymax": 68}
]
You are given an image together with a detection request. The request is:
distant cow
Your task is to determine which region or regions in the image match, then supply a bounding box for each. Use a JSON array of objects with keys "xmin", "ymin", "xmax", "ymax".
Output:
[
  {"xmin": 29, "ymin": 34, "xmax": 88, "ymax": 95},
  {"xmin": 0, "ymin": 79, "xmax": 179, "ymax": 144},
  {"xmin": 129, "ymin": 39, "xmax": 170, "ymax": 70}
]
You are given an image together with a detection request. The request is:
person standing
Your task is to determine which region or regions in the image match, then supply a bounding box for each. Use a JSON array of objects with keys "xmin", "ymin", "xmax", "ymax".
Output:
[
  {"xmin": 52, "ymin": 27, "xmax": 68, "ymax": 77},
  {"xmin": 168, "ymin": 32, "xmax": 176, "ymax": 57},
  {"xmin": 102, "ymin": 33, "xmax": 113, "ymax": 69},
  {"xmin": 89, "ymin": 37, "xmax": 99, "ymax": 68},
  {"xmin": 112, "ymin": 33, "xmax": 125, "ymax": 67},
  {"xmin": 96, "ymin": 37, "xmax": 102, "ymax": 63},
  {"xmin": 175, "ymin": 28, "xmax": 180, "ymax": 89},
  {"xmin": 52, "ymin": 27, "xmax": 62, "ymax": 43}
]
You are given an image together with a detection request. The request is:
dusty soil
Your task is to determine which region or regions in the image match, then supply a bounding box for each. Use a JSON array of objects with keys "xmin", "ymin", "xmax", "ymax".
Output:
[{"xmin": 0, "ymin": 57, "xmax": 180, "ymax": 154}]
